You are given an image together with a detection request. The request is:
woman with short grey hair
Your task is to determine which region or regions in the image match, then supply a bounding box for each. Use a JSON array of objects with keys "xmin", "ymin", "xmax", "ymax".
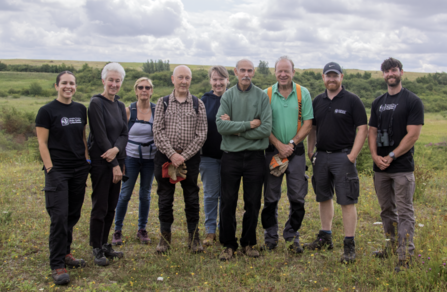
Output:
[{"xmin": 88, "ymin": 62, "xmax": 128, "ymax": 266}]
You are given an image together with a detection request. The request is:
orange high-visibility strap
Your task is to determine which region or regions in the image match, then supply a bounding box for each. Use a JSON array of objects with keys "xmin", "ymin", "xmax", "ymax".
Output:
[{"xmin": 267, "ymin": 84, "xmax": 302, "ymax": 132}]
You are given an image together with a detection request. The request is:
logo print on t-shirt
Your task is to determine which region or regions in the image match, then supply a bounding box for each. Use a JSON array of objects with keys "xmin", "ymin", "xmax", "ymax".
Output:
[
  {"xmin": 379, "ymin": 104, "xmax": 397, "ymax": 112},
  {"xmin": 61, "ymin": 117, "xmax": 69, "ymax": 126},
  {"xmin": 335, "ymin": 109, "xmax": 346, "ymax": 114}
]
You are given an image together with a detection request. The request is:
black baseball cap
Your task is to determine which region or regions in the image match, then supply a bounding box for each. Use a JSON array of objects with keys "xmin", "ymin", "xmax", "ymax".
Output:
[{"xmin": 323, "ymin": 62, "xmax": 343, "ymax": 74}]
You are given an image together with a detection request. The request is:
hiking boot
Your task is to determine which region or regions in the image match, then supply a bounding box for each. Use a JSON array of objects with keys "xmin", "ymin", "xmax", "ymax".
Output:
[
  {"xmin": 203, "ymin": 233, "xmax": 216, "ymax": 247},
  {"xmin": 242, "ymin": 246, "xmax": 259, "ymax": 258},
  {"xmin": 65, "ymin": 253, "xmax": 86, "ymax": 269},
  {"xmin": 137, "ymin": 229, "xmax": 151, "ymax": 245},
  {"xmin": 303, "ymin": 231, "xmax": 334, "ymax": 251},
  {"xmin": 112, "ymin": 230, "xmax": 123, "ymax": 246},
  {"xmin": 260, "ymin": 242, "xmax": 277, "ymax": 252},
  {"xmin": 372, "ymin": 241, "xmax": 396, "ymax": 258},
  {"xmin": 156, "ymin": 231, "xmax": 171, "ymax": 254},
  {"xmin": 340, "ymin": 238, "xmax": 356, "ymax": 263},
  {"xmin": 188, "ymin": 232, "xmax": 204, "ymax": 253},
  {"xmin": 92, "ymin": 248, "xmax": 109, "ymax": 266},
  {"xmin": 288, "ymin": 241, "xmax": 303, "ymax": 254},
  {"xmin": 102, "ymin": 243, "xmax": 124, "ymax": 259},
  {"xmin": 51, "ymin": 268, "xmax": 70, "ymax": 285},
  {"xmin": 219, "ymin": 247, "xmax": 234, "ymax": 261},
  {"xmin": 394, "ymin": 259, "xmax": 411, "ymax": 273}
]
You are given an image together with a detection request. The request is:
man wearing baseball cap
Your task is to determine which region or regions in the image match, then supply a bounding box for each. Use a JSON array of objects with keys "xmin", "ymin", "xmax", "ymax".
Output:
[{"xmin": 305, "ymin": 62, "xmax": 368, "ymax": 263}]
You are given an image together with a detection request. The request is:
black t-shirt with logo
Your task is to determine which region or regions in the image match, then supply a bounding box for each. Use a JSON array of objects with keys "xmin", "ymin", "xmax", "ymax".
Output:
[
  {"xmin": 35, "ymin": 99, "xmax": 87, "ymax": 168},
  {"xmin": 369, "ymin": 88, "xmax": 424, "ymax": 173},
  {"xmin": 312, "ymin": 87, "xmax": 367, "ymax": 151}
]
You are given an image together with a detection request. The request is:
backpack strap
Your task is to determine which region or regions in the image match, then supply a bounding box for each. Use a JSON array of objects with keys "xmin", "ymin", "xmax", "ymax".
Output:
[
  {"xmin": 163, "ymin": 95, "xmax": 170, "ymax": 112},
  {"xmin": 296, "ymin": 84, "xmax": 302, "ymax": 132},
  {"xmin": 150, "ymin": 102, "xmax": 156, "ymax": 117},
  {"xmin": 128, "ymin": 102, "xmax": 137, "ymax": 131},
  {"xmin": 267, "ymin": 87, "xmax": 273, "ymax": 103}
]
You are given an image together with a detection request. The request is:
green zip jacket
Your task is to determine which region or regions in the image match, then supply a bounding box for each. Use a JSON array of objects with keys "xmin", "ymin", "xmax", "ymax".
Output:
[{"xmin": 216, "ymin": 83, "xmax": 272, "ymax": 152}]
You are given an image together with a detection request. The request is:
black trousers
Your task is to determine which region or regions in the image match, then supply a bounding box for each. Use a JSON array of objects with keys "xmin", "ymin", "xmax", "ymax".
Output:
[
  {"xmin": 44, "ymin": 163, "xmax": 90, "ymax": 270},
  {"xmin": 90, "ymin": 159, "xmax": 124, "ymax": 249},
  {"xmin": 219, "ymin": 150, "xmax": 265, "ymax": 250},
  {"xmin": 154, "ymin": 151, "xmax": 201, "ymax": 233}
]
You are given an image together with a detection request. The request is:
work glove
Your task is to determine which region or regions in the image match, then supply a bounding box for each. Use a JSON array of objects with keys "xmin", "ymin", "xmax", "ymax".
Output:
[
  {"xmin": 176, "ymin": 163, "xmax": 187, "ymax": 179},
  {"xmin": 269, "ymin": 154, "xmax": 289, "ymax": 177}
]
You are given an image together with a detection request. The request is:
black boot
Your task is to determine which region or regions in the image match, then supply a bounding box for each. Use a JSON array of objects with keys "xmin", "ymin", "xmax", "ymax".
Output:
[
  {"xmin": 340, "ymin": 238, "xmax": 356, "ymax": 263},
  {"xmin": 303, "ymin": 231, "xmax": 334, "ymax": 251}
]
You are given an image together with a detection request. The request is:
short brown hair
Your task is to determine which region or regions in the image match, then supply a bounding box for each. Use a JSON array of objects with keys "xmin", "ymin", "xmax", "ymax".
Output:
[
  {"xmin": 381, "ymin": 57, "xmax": 403, "ymax": 72},
  {"xmin": 208, "ymin": 66, "xmax": 229, "ymax": 79}
]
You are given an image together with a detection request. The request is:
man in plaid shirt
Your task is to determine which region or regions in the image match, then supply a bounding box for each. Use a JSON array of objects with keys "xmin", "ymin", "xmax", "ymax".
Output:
[{"xmin": 153, "ymin": 65, "xmax": 208, "ymax": 254}]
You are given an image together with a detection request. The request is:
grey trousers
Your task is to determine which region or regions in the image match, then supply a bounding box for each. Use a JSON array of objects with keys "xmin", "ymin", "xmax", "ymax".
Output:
[
  {"xmin": 261, "ymin": 149, "xmax": 307, "ymax": 245},
  {"xmin": 374, "ymin": 171, "xmax": 416, "ymax": 260}
]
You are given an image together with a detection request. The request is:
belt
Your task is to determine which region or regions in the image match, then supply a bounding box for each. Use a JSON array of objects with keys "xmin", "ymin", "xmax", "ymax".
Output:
[
  {"xmin": 128, "ymin": 140, "xmax": 154, "ymax": 163},
  {"xmin": 174, "ymin": 149, "xmax": 183, "ymax": 154},
  {"xmin": 317, "ymin": 148, "xmax": 351, "ymax": 153}
]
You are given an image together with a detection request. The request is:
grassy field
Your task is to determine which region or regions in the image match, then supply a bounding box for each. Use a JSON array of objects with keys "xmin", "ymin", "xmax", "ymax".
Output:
[
  {"xmin": 0, "ymin": 111, "xmax": 447, "ymax": 291},
  {"xmin": 0, "ymin": 59, "xmax": 431, "ymax": 81}
]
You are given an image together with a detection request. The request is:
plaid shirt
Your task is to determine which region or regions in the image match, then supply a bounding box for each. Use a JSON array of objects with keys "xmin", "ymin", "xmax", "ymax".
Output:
[{"xmin": 153, "ymin": 91, "xmax": 208, "ymax": 161}]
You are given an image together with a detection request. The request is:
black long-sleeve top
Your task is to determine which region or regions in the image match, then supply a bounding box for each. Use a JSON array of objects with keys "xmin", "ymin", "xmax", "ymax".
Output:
[{"xmin": 88, "ymin": 94, "xmax": 128, "ymax": 167}]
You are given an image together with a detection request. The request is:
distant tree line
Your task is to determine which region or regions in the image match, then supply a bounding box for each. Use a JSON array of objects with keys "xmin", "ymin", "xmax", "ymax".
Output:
[
  {"xmin": 1, "ymin": 60, "xmax": 447, "ymax": 112},
  {"xmin": 0, "ymin": 61, "xmax": 76, "ymax": 73},
  {"xmin": 142, "ymin": 59, "xmax": 170, "ymax": 74}
]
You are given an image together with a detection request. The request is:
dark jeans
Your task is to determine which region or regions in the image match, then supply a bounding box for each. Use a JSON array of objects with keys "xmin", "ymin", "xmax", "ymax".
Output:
[
  {"xmin": 219, "ymin": 150, "xmax": 265, "ymax": 250},
  {"xmin": 90, "ymin": 159, "xmax": 124, "ymax": 249},
  {"xmin": 44, "ymin": 163, "xmax": 90, "ymax": 270},
  {"xmin": 154, "ymin": 151, "xmax": 201, "ymax": 233}
]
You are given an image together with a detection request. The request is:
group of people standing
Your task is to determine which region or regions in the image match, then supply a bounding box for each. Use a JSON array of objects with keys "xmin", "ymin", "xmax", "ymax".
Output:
[{"xmin": 36, "ymin": 56, "xmax": 423, "ymax": 285}]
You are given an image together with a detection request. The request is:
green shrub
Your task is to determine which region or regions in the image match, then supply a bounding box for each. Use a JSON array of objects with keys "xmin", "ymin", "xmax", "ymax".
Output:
[
  {"xmin": 29, "ymin": 82, "xmax": 43, "ymax": 95},
  {"xmin": 11, "ymin": 94, "xmax": 20, "ymax": 99},
  {"xmin": 0, "ymin": 91, "xmax": 7, "ymax": 98},
  {"xmin": 8, "ymin": 88, "xmax": 20, "ymax": 94},
  {"xmin": 0, "ymin": 107, "xmax": 35, "ymax": 135}
]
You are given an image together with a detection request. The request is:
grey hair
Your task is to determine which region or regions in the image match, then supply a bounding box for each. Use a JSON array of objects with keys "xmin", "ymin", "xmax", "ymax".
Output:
[
  {"xmin": 101, "ymin": 62, "xmax": 126, "ymax": 81},
  {"xmin": 235, "ymin": 58, "xmax": 254, "ymax": 70},
  {"xmin": 208, "ymin": 65, "xmax": 229, "ymax": 79},
  {"xmin": 274, "ymin": 56, "xmax": 295, "ymax": 71}
]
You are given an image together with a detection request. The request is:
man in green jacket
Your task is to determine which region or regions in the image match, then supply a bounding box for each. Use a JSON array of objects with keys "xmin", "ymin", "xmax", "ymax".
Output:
[{"xmin": 216, "ymin": 59, "xmax": 272, "ymax": 261}]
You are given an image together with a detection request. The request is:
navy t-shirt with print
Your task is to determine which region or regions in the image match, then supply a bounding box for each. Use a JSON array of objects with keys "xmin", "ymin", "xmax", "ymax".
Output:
[
  {"xmin": 369, "ymin": 88, "xmax": 424, "ymax": 173},
  {"xmin": 35, "ymin": 99, "xmax": 87, "ymax": 168}
]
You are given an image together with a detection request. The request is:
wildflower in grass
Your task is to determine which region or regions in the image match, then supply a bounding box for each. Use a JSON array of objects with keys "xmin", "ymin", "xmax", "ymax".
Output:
[
  {"xmin": 418, "ymin": 254, "xmax": 421, "ymax": 257},
  {"xmin": 444, "ymin": 263, "xmax": 446, "ymax": 266},
  {"xmin": 428, "ymin": 257, "xmax": 431, "ymax": 260},
  {"xmin": 423, "ymin": 261, "xmax": 425, "ymax": 264},
  {"xmin": 429, "ymin": 268, "xmax": 431, "ymax": 271}
]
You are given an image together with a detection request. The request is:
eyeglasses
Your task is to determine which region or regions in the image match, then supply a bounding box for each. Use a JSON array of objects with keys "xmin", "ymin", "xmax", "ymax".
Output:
[{"xmin": 137, "ymin": 86, "xmax": 152, "ymax": 90}]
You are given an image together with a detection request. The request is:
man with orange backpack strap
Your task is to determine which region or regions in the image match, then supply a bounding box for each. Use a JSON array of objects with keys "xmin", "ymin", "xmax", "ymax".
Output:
[{"xmin": 260, "ymin": 56, "xmax": 314, "ymax": 253}]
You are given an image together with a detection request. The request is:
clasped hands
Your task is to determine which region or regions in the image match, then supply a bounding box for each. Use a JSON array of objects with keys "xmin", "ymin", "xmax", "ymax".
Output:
[{"xmin": 373, "ymin": 155, "xmax": 394, "ymax": 170}]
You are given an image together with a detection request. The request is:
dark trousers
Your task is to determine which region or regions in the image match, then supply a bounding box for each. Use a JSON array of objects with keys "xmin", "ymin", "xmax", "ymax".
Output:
[
  {"xmin": 219, "ymin": 150, "xmax": 265, "ymax": 250},
  {"xmin": 154, "ymin": 151, "xmax": 201, "ymax": 233},
  {"xmin": 44, "ymin": 163, "xmax": 90, "ymax": 270},
  {"xmin": 90, "ymin": 160, "xmax": 124, "ymax": 249}
]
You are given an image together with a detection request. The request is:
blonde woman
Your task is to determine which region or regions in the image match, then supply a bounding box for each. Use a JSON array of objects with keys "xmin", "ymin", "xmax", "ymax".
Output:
[{"xmin": 112, "ymin": 77, "xmax": 157, "ymax": 245}]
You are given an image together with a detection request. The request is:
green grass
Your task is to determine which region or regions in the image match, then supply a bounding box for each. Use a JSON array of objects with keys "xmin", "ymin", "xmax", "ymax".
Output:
[
  {"xmin": 0, "ymin": 71, "xmax": 57, "ymax": 92},
  {"xmin": 1, "ymin": 114, "xmax": 447, "ymax": 291}
]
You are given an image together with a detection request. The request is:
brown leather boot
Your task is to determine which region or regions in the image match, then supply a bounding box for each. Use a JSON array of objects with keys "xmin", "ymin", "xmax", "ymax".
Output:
[
  {"xmin": 156, "ymin": 231, "xmax": 171, "ymax": 254},
  {"xmin": 203, "ymin": 233, "xmax": 216, "ymax": 247},
  {"xmin": 188, "ymin": 232, "xmax": 204, "ymax": 253}
]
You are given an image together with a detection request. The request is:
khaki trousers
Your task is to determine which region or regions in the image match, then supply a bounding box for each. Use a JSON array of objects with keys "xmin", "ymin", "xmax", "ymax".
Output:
[{"xmin": 374, "ymin": 171, "xmax": 416, "ymax": 260}]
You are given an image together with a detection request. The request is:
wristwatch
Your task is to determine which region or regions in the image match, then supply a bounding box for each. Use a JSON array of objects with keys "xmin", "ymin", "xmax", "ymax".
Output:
[
  {"xmin": 289, "ymin": 140, "xmax": 296, "ymax": 148},
  {"xmin": 389, "ymin": 152, "xmax": 395, "ymax": 159}
]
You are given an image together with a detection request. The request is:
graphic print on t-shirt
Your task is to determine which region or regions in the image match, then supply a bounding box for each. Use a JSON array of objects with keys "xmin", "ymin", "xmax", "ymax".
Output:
[
  {"xmin": 61, "ymin": 117, "xmax": 82, "ymax": 126},
  {"xmin": 379, "ymin": 104, "xmax": 398, "ymax": 112},
  {"xmin": 334, "ymin": 109, "xmax": 346, "ymax": 114}
]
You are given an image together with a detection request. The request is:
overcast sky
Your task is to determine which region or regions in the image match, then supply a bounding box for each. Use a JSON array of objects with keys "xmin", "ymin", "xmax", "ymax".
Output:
[{"xmin": 1, "ymin": 0, "xmax": 446, "ymax": 72}]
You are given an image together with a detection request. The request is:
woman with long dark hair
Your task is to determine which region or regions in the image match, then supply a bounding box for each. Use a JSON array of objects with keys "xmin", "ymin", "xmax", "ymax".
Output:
[{"xmin": 36, "ymin": 71, "xmax": 91, "ymax": 285}]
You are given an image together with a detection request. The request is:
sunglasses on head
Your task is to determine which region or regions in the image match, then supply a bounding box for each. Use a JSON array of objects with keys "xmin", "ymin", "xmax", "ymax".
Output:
[{"xmin": 137, "ymin": 86, "xmax": 152, "ymax": 90}]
